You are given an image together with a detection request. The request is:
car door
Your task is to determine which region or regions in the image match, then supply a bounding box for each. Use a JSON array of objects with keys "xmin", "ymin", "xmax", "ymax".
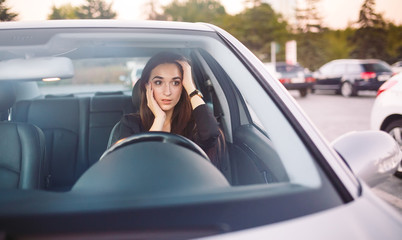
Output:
[{"xmin": 315, "ymin": 62, "xmax": 341, "ymax": 88}]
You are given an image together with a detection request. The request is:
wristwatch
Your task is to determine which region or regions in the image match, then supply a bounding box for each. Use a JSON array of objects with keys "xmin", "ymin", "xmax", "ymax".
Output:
[{"xmin": 189, "ymin": 89, "xmax": 203, "ymax": 99}]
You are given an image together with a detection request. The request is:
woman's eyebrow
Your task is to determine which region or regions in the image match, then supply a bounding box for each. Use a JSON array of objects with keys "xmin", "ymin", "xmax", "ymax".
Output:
[
  {"xmin": 151, "ymin": 76, "xmax": 163, "ymax": 80},
  {"xmin": 151, "ymin": 76, "xmax": 181, "ymax": 81}
]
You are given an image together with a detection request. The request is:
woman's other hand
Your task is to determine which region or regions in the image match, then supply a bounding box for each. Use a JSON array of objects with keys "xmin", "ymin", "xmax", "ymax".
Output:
[
  {"xmin": 178, "ymin": 60, "xmax": 205, "ymax": 110},
  {"xmin": 178, "ymin": 60, "xmax": 196, "ymax": 94}
]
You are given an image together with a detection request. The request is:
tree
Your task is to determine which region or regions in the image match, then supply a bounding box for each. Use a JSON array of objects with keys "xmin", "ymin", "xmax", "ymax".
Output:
[
  {"xmin": 152, "ymin": 0, "xmax": 227, "ymax": 25},
  {"xmin": 387, "ymin": 24, "xmax": 402, "ymax": 62},
  {"xmin": 294, "ymin": 0, "xmax": 327, "ymax": 70},
  {"xmin": 222, "ymin": 3, "xmax": 289, "ymax": 61},
  {"xmin": 357, "ymin": 0, "xmax": 385, "ymax": 28},
  {"xmin": 0, "ymin": 0, "xmax": 18, "ymax": 21},
  {"xmin": 349, "ymin": 0, "xmax": 389, "ymax": 60},
  {"xmin": 48, "ymin": 0, "xmax": 116, "ymax": 20},
  {"xmin": 295, "ymin": 0, "xmax": 325, "ymax": 33},
  {"xmin": 76, "ymin": 0, "xmax": 116, "ymax": 19},
  {"xmin": 48, "ymin": 4, "xmax": 80, "ymax": 20}
]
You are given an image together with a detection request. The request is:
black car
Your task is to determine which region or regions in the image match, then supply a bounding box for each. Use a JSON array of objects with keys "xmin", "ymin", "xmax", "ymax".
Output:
[
  {"xmin": 313, "ymin": 59, "xmax": 393, "ymax": 97},
  {"xmin": 265, "ymin": 62, "xmax": 314, "ymax": 97}
]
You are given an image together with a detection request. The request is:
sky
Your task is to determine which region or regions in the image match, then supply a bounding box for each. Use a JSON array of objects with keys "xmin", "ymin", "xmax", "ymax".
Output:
[{"xmin": 5, "ymin": 0, "xmax": 402, "ymax": 30}]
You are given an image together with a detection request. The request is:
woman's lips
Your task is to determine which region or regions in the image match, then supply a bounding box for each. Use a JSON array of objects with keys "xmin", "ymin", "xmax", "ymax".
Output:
[{"xmin": 161, "ymin": 99, "xmax": 172, "ymax": 104}]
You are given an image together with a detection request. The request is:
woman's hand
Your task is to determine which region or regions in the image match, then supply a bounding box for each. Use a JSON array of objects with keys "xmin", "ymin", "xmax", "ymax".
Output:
[
  {"xmin": 146, "ymin": 84, "xmax": 166, "ymax": 131},
  {"xmin": 178, "ymin": 60, "xmax": 196, "ymax": 94},
  {"xmin": 178, "ymin": 60, "xmax": 205, "ymax": 110}
]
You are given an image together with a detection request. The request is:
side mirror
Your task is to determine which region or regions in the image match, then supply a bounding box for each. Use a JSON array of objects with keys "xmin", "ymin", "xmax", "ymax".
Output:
[{"xmin": 332, "ymin": 131, "xmax": 401, "ymax": 187}]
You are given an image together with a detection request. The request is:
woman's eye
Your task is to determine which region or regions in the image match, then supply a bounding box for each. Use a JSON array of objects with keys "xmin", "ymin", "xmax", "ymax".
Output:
[
  {"xmin": 172, "ymin": 81, "xmax": 181, "ymax": 86},
  {"xmin": 154, "ymin": 80, "xmax": 162, "ymax": 85}
]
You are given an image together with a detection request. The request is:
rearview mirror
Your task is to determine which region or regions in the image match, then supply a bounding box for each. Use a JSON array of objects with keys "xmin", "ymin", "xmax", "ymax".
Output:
[
  {"xmin": 332, "ymin": 131, "xmax": 401, "ymax": 187},
  {"xmin": 0, "ymin": 57, "xmax": 74, "ymax": 81}
]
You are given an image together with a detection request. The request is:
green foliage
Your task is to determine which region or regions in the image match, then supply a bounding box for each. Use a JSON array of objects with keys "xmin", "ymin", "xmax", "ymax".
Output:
[
  {"xmin": 0, "ymin": 0, "xmax": 18, "ymax": 21},
  {"xmin": 323, "ymin": 29, "xmax": 354, "ymax": 61},
  {"xmin": 48, "ymin": 4, "xmax": 80, "ymax": 20},
  {"xmin": 222, "ymin": 3, "xmax": 289, "ymax": 61},
  {"xmin": 76, "ymin": 0, "xmax": 116, "ymax": 19},
  {"xmin": 156, "ymin": 0, "xmax": 226, "ymax": 25},
  {"xmin": 387, "ymin": 24, "xmax": 402, "ymax": 62},
  {"xmin": 48, "ymin": 0, "xmax": 116, "ymax": 20},
  {"xmin": 296, "ymin": 32, "xmax": 326, "ymax": 70},
  {"xmin": 349, "ymin": 0, "xmax": 389, "ymax": 61}
]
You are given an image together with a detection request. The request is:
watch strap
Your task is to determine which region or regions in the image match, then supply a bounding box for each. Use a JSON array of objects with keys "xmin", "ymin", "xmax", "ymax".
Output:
[{"xmin": 189, "ymin": 89, "xmax": 203, "ymax": 98}]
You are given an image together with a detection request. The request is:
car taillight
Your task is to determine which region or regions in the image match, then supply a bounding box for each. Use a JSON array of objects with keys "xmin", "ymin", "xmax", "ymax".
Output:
[
  {"xmin": 377, "ymin": 80, "xmax": 397, "ymax": 96},
  {"xmin": 305, "ymin": 76, "xmax": 315, "ymax": 83},
  {"xmin": 279, "ymin": 78, "xmax": 290, "ymax": 84},
  {"xmin": 361, "ymin": 72, "xmax": 376, "ymax": 80}
]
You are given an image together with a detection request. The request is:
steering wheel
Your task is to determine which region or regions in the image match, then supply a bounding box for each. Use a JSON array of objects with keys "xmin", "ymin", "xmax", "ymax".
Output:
[{"xmin": 101, "ymin": 131, "xmax": 210, "ymax": 161}]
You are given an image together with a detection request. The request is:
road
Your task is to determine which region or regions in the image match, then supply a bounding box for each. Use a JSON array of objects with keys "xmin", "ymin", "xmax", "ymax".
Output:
[{"xmin": 291, "ymin": 89, "xmax": 402, "ymax": 214}]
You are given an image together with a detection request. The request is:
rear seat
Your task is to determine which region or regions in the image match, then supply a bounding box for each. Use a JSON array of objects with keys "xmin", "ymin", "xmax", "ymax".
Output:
[{"xmin": 12, "ymin": 93, "xmax": 135, "ymax": 191}]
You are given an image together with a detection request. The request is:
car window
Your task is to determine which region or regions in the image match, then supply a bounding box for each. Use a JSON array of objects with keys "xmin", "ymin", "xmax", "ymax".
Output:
[
  {"xmin": 37, "ymin": 58, "xmax": 148, "ymax": 96},
  {"xmin": 205, "ymin": 51, "xmax": 321, "ymax": 187},
  {"xmin": 346, "ymin": 63, "xmax": 363, "ymax": 74},
  {"xmin": 363, "ymin": 62, "xmax": 392, "ymax": 72},
  {"xmin": 276, "ymin": 64, "xmax": 303, "ymax": 73}
]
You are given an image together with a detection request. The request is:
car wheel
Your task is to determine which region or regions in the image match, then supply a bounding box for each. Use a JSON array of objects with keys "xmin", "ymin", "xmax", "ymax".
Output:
[
  {"xmin": 384, "ymin": 119, "xmax": 402, "ymax": 178},
  {"xmin": 341, "ymin": 81, "xmax": 356, "ymax": 97},
  {"xmin": 299, "ymin": 89, "xmax": 308, "ymax": 97}
]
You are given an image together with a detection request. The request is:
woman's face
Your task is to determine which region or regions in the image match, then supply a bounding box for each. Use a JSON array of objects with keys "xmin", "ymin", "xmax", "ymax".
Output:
[{"xmin": 149, "ymin": 63, "xmax": 183, "ymax": 113}]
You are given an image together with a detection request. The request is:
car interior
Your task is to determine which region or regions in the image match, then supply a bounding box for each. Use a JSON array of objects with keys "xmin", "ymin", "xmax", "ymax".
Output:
[{"xmin": 1, "ymin": 49, "xmax": 290, "ymax": 192}]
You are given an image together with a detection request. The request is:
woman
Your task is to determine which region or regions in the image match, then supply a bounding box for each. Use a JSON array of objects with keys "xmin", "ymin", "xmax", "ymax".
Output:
[{"xmin": 110, "ymin": 52, "xmax": 222, "ymax": 167}]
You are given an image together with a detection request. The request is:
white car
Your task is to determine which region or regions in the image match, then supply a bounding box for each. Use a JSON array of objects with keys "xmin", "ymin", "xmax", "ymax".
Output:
[
  {"xmin": 371, "ymin": 72, "xmax": 402, "ymax": 177},
  {"xmin": 0, "ymin": 20, "xmax": 401, "ymax": 239}
]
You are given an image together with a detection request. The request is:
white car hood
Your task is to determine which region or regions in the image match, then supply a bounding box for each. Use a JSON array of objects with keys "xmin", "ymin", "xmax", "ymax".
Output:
[{"xmin": 201, "ymin": 186, "xmax": 402, "ymax": 239}]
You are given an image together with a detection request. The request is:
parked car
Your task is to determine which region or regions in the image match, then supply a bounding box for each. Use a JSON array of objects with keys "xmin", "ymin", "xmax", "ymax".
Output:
[
  {"xmin": 371, "ymin": 72, "xmax": 402, "ymax": 178},
  {"xmin": 264, "ymin": 62, "xmax": 314, "ymax": 97},
  {"xmin": 391, "ymin": 61, "xmax": 402, "ymax": 74},
  {"xmin": 0, "ymin": 20, "xmax": 402, "ymax": 239},
  {"xmin": 313, "ymin": 59, "xmax": 394, "ymax": 97}
]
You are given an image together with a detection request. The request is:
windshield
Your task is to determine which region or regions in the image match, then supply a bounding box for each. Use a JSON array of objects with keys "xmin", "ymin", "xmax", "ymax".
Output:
[{"xmin": 0, "ymin": 24, "xmax": 344, "ymax": 236}]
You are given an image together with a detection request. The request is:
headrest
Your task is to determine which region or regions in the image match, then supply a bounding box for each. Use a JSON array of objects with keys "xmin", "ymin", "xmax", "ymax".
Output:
[
  {"xmin": 132, "ymin": 80, "xmax": 141, "ymax": 109},
  {"xmin": 0, "ymin": 81, "xmax": 16, "ymax": 112},
  {"xmin": 45, "ymin": 93, "xmax": 74, "ymax": 98},
  {"xmin": 95, "ymin": 91, "xmax": 123, "ymax": 96}
]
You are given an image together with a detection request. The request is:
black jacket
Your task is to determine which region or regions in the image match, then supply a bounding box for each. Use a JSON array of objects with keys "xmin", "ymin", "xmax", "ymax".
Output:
[{"xmin": 110, "ymin": 104, "xmax": 220, "ymax": 155}]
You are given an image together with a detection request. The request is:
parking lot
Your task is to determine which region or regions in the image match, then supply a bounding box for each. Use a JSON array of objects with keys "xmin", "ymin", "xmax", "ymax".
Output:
[{"xmin": 292, "ymin": 90, "xmax": 402, "ymax": 214}]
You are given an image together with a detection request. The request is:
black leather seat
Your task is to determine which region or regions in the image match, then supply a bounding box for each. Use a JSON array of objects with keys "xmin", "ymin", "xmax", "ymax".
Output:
[
  {"xmin": 12, "ymin": 97, "xmax": 88, "ymax": 191},
  {"xmin": 0, "ymin": 82, "xmax": 46, "ymax": 189},
  {"xmin": 107, "ymin": 81, "xmax": 141, "ymax": 149},
  {"xmin": 12, "ymin": 91, "xmax": 135, "ymax": 191}
]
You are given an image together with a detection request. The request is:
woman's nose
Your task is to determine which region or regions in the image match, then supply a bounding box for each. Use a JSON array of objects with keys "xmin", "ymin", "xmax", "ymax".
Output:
[{"xmin": 163, "ymin": 83, "xmax": 171, "ymax": 96}]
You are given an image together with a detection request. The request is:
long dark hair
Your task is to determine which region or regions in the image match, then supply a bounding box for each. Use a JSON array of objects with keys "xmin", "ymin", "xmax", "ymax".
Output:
[{"xmin": 137, "ymin": 52, "xmax": 194, "ymax": 137}]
